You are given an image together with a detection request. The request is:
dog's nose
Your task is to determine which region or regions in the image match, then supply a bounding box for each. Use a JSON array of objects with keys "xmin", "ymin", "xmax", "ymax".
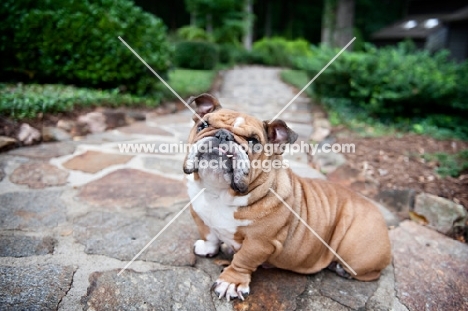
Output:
[{"xmin": 215, "ymin": 129, "xmax": 234, "ymax": 142}]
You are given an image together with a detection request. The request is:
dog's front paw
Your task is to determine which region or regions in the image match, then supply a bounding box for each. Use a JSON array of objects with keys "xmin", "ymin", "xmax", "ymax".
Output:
[
  {"xmin": 212, "ymin": 266, "xmax": 251, "ymax": 301},
  {"xmin": 193, "ymin": 240, "xmax": 219, "ymax": 257},
  {"xmin": 212, "ymin": 279, "xmax": 250, "ymax": 301}
]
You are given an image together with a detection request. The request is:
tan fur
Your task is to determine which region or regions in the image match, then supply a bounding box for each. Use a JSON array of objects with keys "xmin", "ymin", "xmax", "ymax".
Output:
[{"xmin": 186, "ymin": 104, "xmax": 391, "ymax": 290}]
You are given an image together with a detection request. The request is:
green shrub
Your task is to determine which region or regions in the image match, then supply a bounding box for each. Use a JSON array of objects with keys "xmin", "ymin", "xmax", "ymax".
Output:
[
  {"xmin": 423, "ymin": 150, "xmax": 468, "ymax": 177},
  {"xmin": 174, "ymin": 41, "xmax": 219, "ymax": 70},
  {"xmin": 0, "ymin": 83, "xmax": 158, "ymax": 120},
  {"xmin": 177, "ymin": 26, "xmax": 212, "ymax": 42},
  {"xmin": 301, "ymin": 42, "xmax": 468, "ymax": 116},
  {"xmin": 252, "ymin": 37, "xmax": 314, "ymax": 67},
  {"xmin": 0, "ymin": 0, "xmax": 171, "ymax": 95}
]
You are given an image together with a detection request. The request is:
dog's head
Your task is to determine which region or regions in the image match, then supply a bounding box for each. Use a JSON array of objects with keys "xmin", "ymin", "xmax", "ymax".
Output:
[{"xmin": 183, "ymin": 93, "xmax": 298, "ymax": 194}]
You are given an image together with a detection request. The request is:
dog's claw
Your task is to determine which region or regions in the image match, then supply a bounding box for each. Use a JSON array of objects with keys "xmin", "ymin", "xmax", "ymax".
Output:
[
  {"xmin": 212, "ymin": 280, "xmax": 249, "ymax": 301},
  {"xmin": 211, "ymin": 282, "xmax": 218, "ymax": 291}
]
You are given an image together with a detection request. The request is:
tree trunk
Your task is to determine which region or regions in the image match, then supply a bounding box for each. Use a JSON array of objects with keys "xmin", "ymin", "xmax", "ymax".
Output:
[
  {"xmin": 334, "ymin": 0, "xmax": 355, "ymax": 49},
  {"xmin": 190, "ymin": 10, "xmax": 197, "ymax": 26},
  {"xmin": 243, "ymin": 0, "xmax": 253, "ymax": 50},
  {"xmin": 264, "ymin": 0, "xmax": 272, "ymax": 38},
  {"xmin": 206, "ymin": 13, "xmax": 213, "ymax": 34},
  {"xmin": 321, "ymin": 0, "xmax": 336, "ymax": 47}
]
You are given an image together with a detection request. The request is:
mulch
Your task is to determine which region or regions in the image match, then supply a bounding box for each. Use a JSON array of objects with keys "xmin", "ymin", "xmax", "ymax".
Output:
[{"xmin": 333, "ymin": 129, "xmax": 468, "ymax": 211}]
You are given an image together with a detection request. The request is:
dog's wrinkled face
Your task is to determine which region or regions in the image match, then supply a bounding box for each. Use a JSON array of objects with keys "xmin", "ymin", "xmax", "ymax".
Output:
[{"xmin": 183, "ymin": 93, "xmax": 298, "ymax": 194}]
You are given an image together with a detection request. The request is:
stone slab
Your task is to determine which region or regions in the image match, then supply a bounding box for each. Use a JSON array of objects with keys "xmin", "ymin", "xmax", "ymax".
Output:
[
  {"xmin": 82, "ymin": 268, "xmax": 215, "ymax": 311},
  {"xmin": 0, "ymin": 264, "xmax": 74, "ymax": 310},
  {"xmin": 10, "ymin": 162, "xmax": 69, "ymax": 189},
  {"xmin": 78, "ymin": 169, "xmax": 187, "ymax": 209},
  {"xmin": 233, "ymin": 268, "xmax": 307, "ymax": 311},
  {"xmin": 0, "ymin": 235, "xmax": 56, "ymax": 257},
  {"xmin": 142, "ymin": 156, "xmax": 185, "ymax": 175},
  {"xmin": 117, "ymin": 122, "xmax": 173, "ymax": 136},
  {"xmin": 8, "ymin": 142, "xmax": 76, "ymax": 159},
  {"xmin": 73, "ymin": 208, "xmax": 198, "ymax": 266},
  {"xmin": 0, "ymin": 191, "xmax": 66, "ymax": 230},
  {"xmin": 390, "ymin": 221, "xmax": 468, "ymax": 311},
  {"xmin": 62, "ymin": 150, "xmax": 133, "ymax": 174}
]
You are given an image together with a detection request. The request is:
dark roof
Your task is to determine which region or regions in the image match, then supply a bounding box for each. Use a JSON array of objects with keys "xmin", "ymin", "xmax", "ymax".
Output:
[
  {"xmin": 371, "ymin": 15, "xmax": 446, "ymax": 40},
  {"xmin": 372, "ymin": 5, "xmax": 468, "ymax": 40},
  {"xmin": 443, "ymin": 6, "xmax": 468, "ymax": 22}
]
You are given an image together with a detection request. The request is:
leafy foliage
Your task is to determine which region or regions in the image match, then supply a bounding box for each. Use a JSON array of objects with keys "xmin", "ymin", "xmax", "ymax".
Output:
[
  {"xmin": 174, "ymin": 41, "xmax": 219, "ymax": 70},
  {"xmin": 423, "ymin": 150, "xmax": 468, "ymax": 178},
  {"xmin": 0, "ymin": 0, "xmax": 171, "ymax": 95},
  {"xmin": 252, "ymin": 37, "xmax": 314, "ymax": 67},
  {"xmin": 292, "ymin": 42, "xmax": 468, "ymax": 139},
  {"xmin": 0, "ymin": 68, "xmax": 217, "ymax": 119},
  {"xmin": 0, "ymin": 83, "xmax": 159, "ymax": 120},
  {"xmin": 177, "ymin": 26, "xmax": 213, "ymax": 41},
  {"xmin": 301, "ymin": 42, "xmax": 467, "ymax": 115}
]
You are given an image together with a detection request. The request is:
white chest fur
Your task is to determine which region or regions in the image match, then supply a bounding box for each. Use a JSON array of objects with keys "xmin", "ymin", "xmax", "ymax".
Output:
[{"xmin": 187, "ymin": 175, "xmax": 251, "ymax": 250}]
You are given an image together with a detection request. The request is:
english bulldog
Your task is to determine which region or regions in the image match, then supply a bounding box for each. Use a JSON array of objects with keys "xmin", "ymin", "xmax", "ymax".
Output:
[{"xmin": 183, "ymin": 93, "xmax": 391, "ymax": 301}]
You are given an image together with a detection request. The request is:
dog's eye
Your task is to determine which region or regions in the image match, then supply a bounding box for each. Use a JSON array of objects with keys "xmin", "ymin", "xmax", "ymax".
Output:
[
  {"xmin": 197, "ymin": 122, "xmax": 209, "ymax": 132},
  {"xmin": 247, "ymin": 137, "xmax": 259, "ymax": 146}
]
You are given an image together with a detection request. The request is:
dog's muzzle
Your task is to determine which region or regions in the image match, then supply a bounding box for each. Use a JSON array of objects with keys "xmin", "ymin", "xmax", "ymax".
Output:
[{"xmin": 184, "ymin": 129, "xmax": 250, "ymax": 193}]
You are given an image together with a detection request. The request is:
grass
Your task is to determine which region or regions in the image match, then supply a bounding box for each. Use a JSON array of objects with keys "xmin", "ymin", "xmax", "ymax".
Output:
[
  {"xmin": 0, "ymin": 69, "xmax": 217, "ymax": 120},
  {"xmin": 165, "ymin": 69, "xmax": 216, "ymax": 99},
  {"xmin": 280, "ymin": 69, "xmax": 468, "ymax": 140},
  {"xmin": 280, "ymin": 69, "xmax": 310, "ymax": 91},
  {"xmin": 422, "ymin": 150, "xmax": 468, "ymax": 177}
]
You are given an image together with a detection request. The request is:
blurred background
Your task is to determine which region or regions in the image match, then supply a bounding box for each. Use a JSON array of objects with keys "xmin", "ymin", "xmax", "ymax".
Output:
[
  {"xmin": 0, "ymin": 0, "xmax": 467, "ymax": 138},
  {"xmin": 0, "ymin": 1, "xmax": 467, "ymax": 209}
]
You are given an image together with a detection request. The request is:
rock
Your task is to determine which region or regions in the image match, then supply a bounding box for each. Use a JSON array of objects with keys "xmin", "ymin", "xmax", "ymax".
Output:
[
  {"xmin": 313, "ymin": 152, "xmax": 346, "ymax": 174},
  {"xmin": 0, "ymin": 136, "xmax": 17, "ymax": 149},
  {"xmin": 390, "ymin": 221, "xmax": 468, "ymax": 311},
  {"xmin": 10, "ymin": 162, "xmax": 69, "ymax": 189},
  {"xmin": 311, "ymin": 118, "xmax": 331, "ymax": 142},
  {"xmin": 78, "ymin": 112, "xmax": 107, "ymax": 133},
  {"xmin": 57, "ymin": 119, "xmax": 75, "ymax": 132},
  {"xmin": 103, "ymin": 111, "xmax": 127, "ymax": 129},
  {"xmin": 8, "ymin": 141, "xmax": 76, "ymax": 159},
  {"xmin": 0, "ymin": 235, "xmax": 56, "ymax": 257},
  {"xmin": 0, "ymin": 191, "xmax": 66, "ymax": 230},
  {"xmin": 78, "ymin": 169, "xmax": 188, "ymax": 209},
  {"xmin": 0, "ymin": 264, "xmax": 74, "ymax": 310},
  {"xmin": 73, "ymin": 208, "xmax": 198, "ymax": 265},
  {"xmin": 71, "ymin": 121, "xmax": 91, "ymax": 137},
  {"xmin": 142, "ymin": 156, "xmax": 188, "ymax": 175},
  {"xmin": 372, "ymin": 199, "xmax": 401, "ymax": 227},
  {"xmin": 125, "ymin": 110, "xmax": 146, "ymax": 121},
  {"xmin": 376, "ymin": 189, "xmax": 416, "ymax": 220},
  {"xmin": 233, "ymin": 268, "xmax": 307, "ymax": 311},
  {"xmin": 319, "ymin": 270, "xmax": 379, "ymax": 310},
  {"xmin": 118, "ymin": 122, "xmax": 173, "ymax": 136},
  {"xmin": 17, "ymin": 123, "xmax": 41, "ymax": 145},
  {"xmin": 414, "ymin": 193, "xmax": 467, "ymax": 235},
  {"xmin": 82, "ymin": 268, "xmax": 215, "ymax": 311},
  {"xmin": 42, "ymin": 126, "xmax": 71, "ymax": 142},
  {"xmin": 63, "ymin": 150, "xmax": 133, "ymax": 174}
]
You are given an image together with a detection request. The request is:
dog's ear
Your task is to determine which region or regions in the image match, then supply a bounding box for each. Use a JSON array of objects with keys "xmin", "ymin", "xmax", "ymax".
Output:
[
  {"xmin": 263, "ymin": 119, "xmax": 298, "ymax": 155},
  {"xmin": 187, "ymin": 93, "xmax": 222, "ymax": 122}
]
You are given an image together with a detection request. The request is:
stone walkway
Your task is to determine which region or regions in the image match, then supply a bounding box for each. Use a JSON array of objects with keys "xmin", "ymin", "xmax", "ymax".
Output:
[{"xmin": 1, "ymin": 66, "xmax": 467, "ymax": 311}]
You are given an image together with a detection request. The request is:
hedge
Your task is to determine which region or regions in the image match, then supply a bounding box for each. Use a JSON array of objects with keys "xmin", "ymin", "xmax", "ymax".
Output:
[
  {"xmin": 0, "ymin": 0, "xmax": 171, "ymax": 95},
  {"xmin": 174, "ymin": 41, "xmax": 219, "ymax": 70}
]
